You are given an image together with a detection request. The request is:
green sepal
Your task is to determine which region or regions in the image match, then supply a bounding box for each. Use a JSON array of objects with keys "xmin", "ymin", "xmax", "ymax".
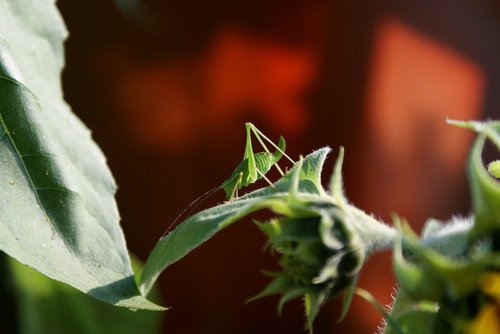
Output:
[
  {"xmin": 382, "ymin": 288, "xmax": 439, "ymax": 334},
  {"xmin": 448, "ymin": 120, "xmax": 500, "ymax": 239},
  {"xmin": 277, "ymin": 287, "xmax": 310, "ymax": 316},
  {"xmin": 384, "ymin": 309, "xmax": 436, "ymax": 334},
  {"xmin": 304, "ymin": 290, "xmax": 329, "ymax": 334},
  {"xmin": 356, "ymin": 288, "xmax": 404, "ymax": 334},
  {"xmin": 329, "ymin": 146, "xmax": 347, "ymax": 207},
  {"xmin": 247, "ymin": 275, "xmax": 319, "ymax": 317},
  {"xmin": 394, "ymin": 226, "xmax": 445, "ymax": 302},
  {"xmin": 338, "ymin": 277, "xmax": 358, "ymax": 323},
  {"xmin": 253, "ymin": 219, "xmax": 281, "ymax": 240},
  {"xmin": 246, "ymin": 276, "xmax": 294, "ymax": 304},
  {"xmin": 395, "ymin": 220, "xmax": 485, "ymax": 301}
]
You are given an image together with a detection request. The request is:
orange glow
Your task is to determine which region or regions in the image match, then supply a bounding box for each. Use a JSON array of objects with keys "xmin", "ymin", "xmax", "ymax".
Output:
[
  {"xmin": 366, "ymin": 18, "xmax": 484, "ymax": 166},
  {"xmin": 204, "ymin": 28, "xmax": 315, "ymax": 135},
  {"xmin": 354, "ymin": 17, "xmax": 485, "ymax": 331},
  {"xmin": 363, "ymin": 18, "xmax": 484, "ymax": 222},
  {"xmin": 111, "ymin": 27, "xmax": 318, "ymax": 151}
]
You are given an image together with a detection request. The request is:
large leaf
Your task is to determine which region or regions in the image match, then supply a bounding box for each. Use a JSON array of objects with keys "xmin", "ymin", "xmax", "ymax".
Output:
[
  {"xmin": 9, "ymin": 256, "xmax": 162, "ymax": 334},
  {"xmin": 139, "ymin": 147, "xmax": 331, "ymax": 295},
  {"xmin": 0, "ymin": 0, "xmax": 160, "ymax": 309}
]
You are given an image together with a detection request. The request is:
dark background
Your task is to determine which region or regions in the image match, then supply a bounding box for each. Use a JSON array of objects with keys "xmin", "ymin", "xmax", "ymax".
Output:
[{"xmin": 56, "ymin": 0, "xmax": 500, "ymax": 333}]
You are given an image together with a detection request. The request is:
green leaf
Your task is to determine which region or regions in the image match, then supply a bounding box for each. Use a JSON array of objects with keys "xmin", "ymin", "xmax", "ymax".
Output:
[
  {"xmin": 356, "ymin": 288, "xmax": 404, "ymax": 334},
  {"xmin": 383, "ymin": 289, "xmax": 438, "ymax": 334},
  {"xmin": 394, "ymin": 233, "xmax": 444, "ymax": 302},
  {"xmin": 303, "ymin": 294, "xmax": 314, "ymax": 334},
  {"xmin": 0, "ymin": 0, "xmax": 159, "ymax": 309},
  {"xmin": 384, "ymin": 309, "xmax": 436, "ymax": 334},
  {"xmin": 140, "ymin": 148, "xmax": 331, "ymax": 296},
  {"xmin": 395, "ymin": 222, "xmax": 484, "ymax": 301},
  {"xmin": 304, "ymin": 290, "xmax": 328, "ymax": 333},
  {"xmin": 469, "ymin": 127, "xmax": 500, "ymax": 238},
  {"xmin": 329, "ymin": 146, "xmax": 347, "ymax": 207},
  {"xmin": 338, "ymin": 277, "xmax": 357, "ymax": 322},
  {"xmin": 448, "ymin": 120, "xmax": 500, "ymax": 239},
  {"xmin": 246, "ymin": 276, "xmax": 294, "ymax": 304},
  {"xmin": 246, "ymin": 275, "xmax": 309, "ymax": 316},
  {"xmin": 277, "ymin": 287, "xmax": 310, "ymax": 316},
  {"xmin": 9, "ymin": 256, "xmax": 162, "ymax": 334}
]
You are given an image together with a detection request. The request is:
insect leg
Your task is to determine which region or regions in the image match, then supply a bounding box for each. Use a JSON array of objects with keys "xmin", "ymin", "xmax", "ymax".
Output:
[
  {"xmin": 229, "ymin": 171, "xmax": 244, "ymax": 201},
  {"xmin": 256, "ymin": 169, "xmax": 276, "ymax": 188},
  {"xmin": 248, "ymin": 123, "xmax": 296, "ymax": 165}
]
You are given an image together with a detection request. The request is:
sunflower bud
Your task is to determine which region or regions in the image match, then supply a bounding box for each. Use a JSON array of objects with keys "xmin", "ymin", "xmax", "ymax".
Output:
[
  {"xmin": 246, "ymin": 148, "xmax": 397, "ymax": 331},
  {"xmin": 250, "ymin": 200, "xmax": 377, "ymax": 330},
  {"xmin": 264, "ymin": 204, "xmax": 363, "ymax": 284}
]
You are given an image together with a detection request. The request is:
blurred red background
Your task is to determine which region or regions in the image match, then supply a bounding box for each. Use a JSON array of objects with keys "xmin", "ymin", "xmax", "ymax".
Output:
[{"xmin": 57, "ymin": 0, "xmax": 500, "ymax": 333}]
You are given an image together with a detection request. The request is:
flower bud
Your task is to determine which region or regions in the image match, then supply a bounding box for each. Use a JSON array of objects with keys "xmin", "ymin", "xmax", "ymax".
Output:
[{"xmin": 251, "ymin": 200, "xmax": 366, "ymax": 328}]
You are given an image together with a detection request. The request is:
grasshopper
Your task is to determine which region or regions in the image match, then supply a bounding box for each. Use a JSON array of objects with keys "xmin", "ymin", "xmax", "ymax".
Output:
[
  {"xmin": 162, "ymin": 123, "xmax": 294, "ymax": 238},
  {"xmin": 222, "ymin": 123, "xmax": 295, "ymax": 200}
]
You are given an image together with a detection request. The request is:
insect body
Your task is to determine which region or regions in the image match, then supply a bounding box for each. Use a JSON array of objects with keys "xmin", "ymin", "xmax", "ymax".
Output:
[
  {"xmin": 223, "ymin": 141, "xmax": 285, "ymax": 199},
  {"xmin": 222, "ymin": 123, "xmax": 294, "ymax": 200}
]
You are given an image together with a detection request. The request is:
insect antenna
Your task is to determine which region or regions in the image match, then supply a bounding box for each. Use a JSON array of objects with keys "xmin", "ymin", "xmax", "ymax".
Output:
[{"xmin": 160, "ymin": 186, "xmax": 221, "ymax": 238}]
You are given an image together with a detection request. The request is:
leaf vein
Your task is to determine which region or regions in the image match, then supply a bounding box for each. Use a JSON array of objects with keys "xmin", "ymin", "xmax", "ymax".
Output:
[
  {"xmin": 0, "ymin": 77, "xmax": 70, "ymax": 244},
  {"xmin": 35, "ymin": 187, "xmax": 80, "ymax": 197}
]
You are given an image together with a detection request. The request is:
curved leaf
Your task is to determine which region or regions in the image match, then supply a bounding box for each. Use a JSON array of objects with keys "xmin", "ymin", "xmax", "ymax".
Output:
[
  {"xmin": 356, "ymin": 289, "xmax": 404, "ymax": 334},
  {"xmin": 384, "ymin": 309, "xmax": 436, "ymax": 334},
  {"xmin": 448, "ymin": 120, "xmax": 500, "ymax": 239},
  {"xmin": 383, "ymin": 289, "xmax": 438, "ymax": 334},
  {"xmin": 9, "ymin": 256, "xmax": 162, "ymax": 334},
  {"xmin": 0, "ymin": 0, "xmax": 160, "ymax": 309},
  {"xmin": 469, "ymin": 127, "xmax": 500, "ymax": 239}
]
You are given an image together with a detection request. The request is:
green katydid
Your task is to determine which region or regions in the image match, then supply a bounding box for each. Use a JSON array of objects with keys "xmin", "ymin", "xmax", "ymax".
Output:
[
  {"xmin": 162, "ymin": 123, "xmax": 294, "ymax": 237},
  {"xmin": 222, "ymin": 122, "xmax": 295, "ymax": 200}
]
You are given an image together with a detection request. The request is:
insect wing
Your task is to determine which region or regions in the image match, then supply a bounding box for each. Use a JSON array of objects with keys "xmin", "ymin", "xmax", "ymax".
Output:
[{"xmin": 272, "ymin": 136, "xmax": 286, "ymax": 162}]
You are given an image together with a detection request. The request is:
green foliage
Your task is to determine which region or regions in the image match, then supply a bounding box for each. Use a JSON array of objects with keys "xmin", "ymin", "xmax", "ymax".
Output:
[
  {"xmin": 385, "ymin": 120, "xmax": 500, "ymax": 333},
  {"xmin": 142, "ymin": 120, "xmax": 500, "ymax": 333},
  {"xmin": 461, "ymin": 121, "xmax": 500, "ymax": 239},
  {"xmin": 9, "ymin": 256, "xmax": 162, "ymax": 334},
  {"xmin": 385, "ymin": 290, "xmax": 438, "ymax": 334},
  {"xmin": 384, "ymin": 309, "xmax": 436, "ymax": 334},
  {"xmin": 0, "ymin": 0, "xmax": 160, "ymax": 310},
  {"xmin": 139, "ymin": 147, "xmax": 333, "ymax": 296},
  {"xmin": 141, "ymin": 128, "xmax": 397, "ymax": 329},
  {"xmin": 447, "ymin": 120, "xmax": 500, "ymax": 240},
  {"xmin": 1, "ymin": 1, "xmax": 499, "ymax": 333},
  {"xmin": 356, "ymin": 288, "xmax": 404, "ymax": 334},
  {"xmin": 252, "ymin": 199, "xmax": 366, "ymax": 329},
  {"xmin": 394, "ymin": 218, "xmax": 484, "ymax": 302}
]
